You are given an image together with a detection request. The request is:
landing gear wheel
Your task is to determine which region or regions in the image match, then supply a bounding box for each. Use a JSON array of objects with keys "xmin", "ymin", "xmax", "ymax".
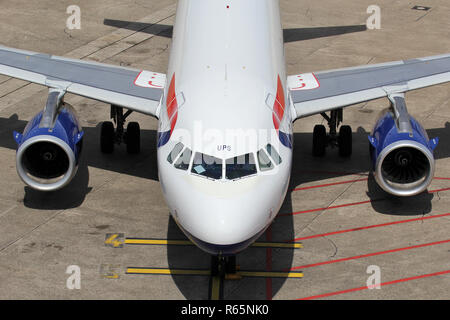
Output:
[
  {"xmin": 312, "ymin": 124, "xmax": 327, "ymax": 157},
  {"xmin": 126, "ymin": 121, "xmax": 140, "ymax": 154},
  {"xmin": 100, "ymin": 121, "xmax": 115, "ymax": 154},
  {"xmin": 225, "ymin": 256, "xmax": 237, "ymax": 274},
  {"xmin": 338, "ymin": 125, "xmax": 352, "ymax": 157},
  {"xmin": 211, "ymin": 256, "xmax": 226, "ymax": 277},
  {"xmin": 211, "ymin": 256, "xmax": 219, "ymax": 277}
]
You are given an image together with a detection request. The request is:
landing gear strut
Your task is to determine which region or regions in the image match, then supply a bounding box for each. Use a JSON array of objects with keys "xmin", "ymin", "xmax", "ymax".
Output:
[
  {"xmin": 100, "ymin": 105, "xmax": 140, "ymax": 154},
  {"xmin": 211, "ymin": 255, "xmax": 238, "ymax": 278},
  {"xmin": 312, "ymin": 108, "xmax": 352, "ymax": 157}
]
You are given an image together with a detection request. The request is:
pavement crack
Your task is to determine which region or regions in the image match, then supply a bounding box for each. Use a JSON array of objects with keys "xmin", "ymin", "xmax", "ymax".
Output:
[
  {"xmin": 63, "ymin": 28, "xmax": 74, "ymax": 39},
  {"xmin": 366, "ymin": 56, "xmax": 375, "ymax": 64},
  {"xmin": 423, "ymin": 93, "xmax": 450, "ymax": 121},
  {"xmin": 294, "ymin": 180, "xmax": 357, "ymax": 238},
  {"xmin": 0, "ymin": 83, "xmax": 31, "ymax": 99},
  {"xmin": 0, "ymin": 209, "xmax": 65, "ymax": 254},
  {"xmin": 415, "ymin": 8, "xmax": 433, "ymax": 22},
  {"xmin": 325, "ymin": 236, "xmax": 338, "ymax": 258}
]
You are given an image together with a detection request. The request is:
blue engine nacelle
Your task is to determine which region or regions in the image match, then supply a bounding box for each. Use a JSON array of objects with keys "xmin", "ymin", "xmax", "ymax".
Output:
[
  {"xmin": 369, "ymin": 95, "xmax": 438, "ymax": 197},
  {"xmin": 13, "ymin": 90, "xmax": 83, "ymax": 191}
]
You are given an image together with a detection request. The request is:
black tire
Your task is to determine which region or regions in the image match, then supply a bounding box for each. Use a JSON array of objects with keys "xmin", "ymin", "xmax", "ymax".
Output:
[
  {"xmin": 338, "ymin": 125, "xmax": 352, "ymax": 157},
  {"xmin": 126, "ymin": 122, "xmax": 140, "ymax": 154},
  {"xmin": 211, "ymin": 256, "xmax": 220, "ymax": 277},
  {"xmin": 225, "ymin": 256, "xmax": 237, "ymax": 274},
  {"xmin": 100, "ymin": 121, "xmax": 115, "ymax": 154},
  {"xmin": 312, "ymin": 124, "xmax": 327, "ymax": 157}
]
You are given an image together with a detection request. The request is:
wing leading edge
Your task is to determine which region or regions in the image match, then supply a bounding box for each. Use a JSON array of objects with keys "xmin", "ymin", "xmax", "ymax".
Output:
[
  {"xmin": 0, "ymin": 45, "xmax": 165, "ymax": 118},
  {"xmin": 289, "ymin": 54, "xmax": 450, "ymax": 120}
]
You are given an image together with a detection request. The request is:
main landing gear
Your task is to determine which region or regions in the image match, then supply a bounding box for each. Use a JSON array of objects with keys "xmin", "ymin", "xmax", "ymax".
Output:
[
  {"xmin": 100, "ymin": 105, "xmax": 141, "ymax": 154},
  {"xmin": 312, "ymin": 108, "xmax": 352, "ymax": 157}
]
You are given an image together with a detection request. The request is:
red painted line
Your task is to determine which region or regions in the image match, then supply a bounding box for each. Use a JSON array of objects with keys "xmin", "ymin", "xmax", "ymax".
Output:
[
  {"xmin": 288, "ymin": 212, "xmax": 450, "ymax": 242},
  {"xmin": 280, "ymin": 187, "xmax": 450, "ymax": 217},
  {"xmin": 430, "ymin": 187, "xmax": 450, "ymax": 193},
  {"xmin": 265, "ymin": 225, "xmax": 273, "ymax": 300},
  {"xmin": 291, "ymin": 178, "xmax": 368, "ymax": 191},
  {"xmin": 294, "ymin": 170, "xmax": 369, "ymax": 177},
  {"xmin": 289, "ymin": 239, "xmax": 450, "ymax": 271},
  {"xmin": 279, "ymin": 199, "xmax": 374, "ymax": 217},
  {"xmin": 297, "ymin": 270, "xmax": 450, "ymax": 300},
  {"xmin": 291, "ymin": 177, "xmax": 450, "ymax": 193}
]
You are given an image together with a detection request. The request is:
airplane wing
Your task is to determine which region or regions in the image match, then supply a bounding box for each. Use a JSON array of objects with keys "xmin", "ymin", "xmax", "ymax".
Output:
[
  {"xmin": 0, "ymin": 45, "xmax": 166, "ymax": 118},
  {"xmin": 289, "ymin": 54, "xmax": 450, "ymax": 120}
]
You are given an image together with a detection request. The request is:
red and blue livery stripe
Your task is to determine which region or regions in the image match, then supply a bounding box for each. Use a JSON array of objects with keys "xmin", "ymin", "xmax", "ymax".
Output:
[{"xmin": 158, "ymin": 74, "xmax": 178, "ymax": 148}]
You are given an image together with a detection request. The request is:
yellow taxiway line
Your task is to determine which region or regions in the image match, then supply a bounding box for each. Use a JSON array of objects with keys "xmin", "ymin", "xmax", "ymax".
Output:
[
  {"xmin": 125, "ymin": 239, "xmax": 192, "ymax": 246},
  {"xmin": 124, "ymin": 238, "xmax": 302, "ymax": 249},
  {"xmin": 126, "ymin": 268, "xmax": 210, "ymax": 276},
  {"xmin": 209, "ymin": 276, "xmax": 222, "ymax": 300},
  {"xmin": 126, "ymin": 267, "xmax": 303, "ymax": 278}
]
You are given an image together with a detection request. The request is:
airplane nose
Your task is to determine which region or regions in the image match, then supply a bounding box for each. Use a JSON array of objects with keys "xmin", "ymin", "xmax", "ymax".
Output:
[
  {"xmin": 171, "ymin": 177, "xmax": 283, "ymax": 255},
  {"xmin": 176, "ymin": 199, "xmax": 270, "ymax": 255}
]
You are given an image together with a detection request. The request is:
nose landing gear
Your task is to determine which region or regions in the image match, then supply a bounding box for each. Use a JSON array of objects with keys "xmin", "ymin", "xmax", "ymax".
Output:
[
  {"xmin": 209, "ymin": 255, "xmax": 241, "ymax": 300},
  {"xmin": 211, "ymin": 255, "xmax": 240, "ymax": 279},
  {"xmin": 312, "ymin": 108, "xmax": 352, "ymax": 157}
]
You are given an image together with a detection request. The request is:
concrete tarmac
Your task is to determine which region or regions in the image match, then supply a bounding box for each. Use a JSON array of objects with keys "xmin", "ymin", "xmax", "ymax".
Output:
[{"xmin": 0, "ymin": 0, "xmax": 448, "ymax": 300}]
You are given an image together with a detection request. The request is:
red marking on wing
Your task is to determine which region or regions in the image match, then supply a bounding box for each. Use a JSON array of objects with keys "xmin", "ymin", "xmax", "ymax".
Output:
[
  {"xmin": 134, "ymin": 71, "xmax": 164, "ymax": 88},
  {"xmin": 291, "ymin": 83, "xmax": 306, "ymax": 90},
  {"xmin": 148, "ymin": 81, "xmax": 163, "ymax": 88},
  {"xmin": 133, "ymin": 71, "xmax": 143, "ymax": 87}
]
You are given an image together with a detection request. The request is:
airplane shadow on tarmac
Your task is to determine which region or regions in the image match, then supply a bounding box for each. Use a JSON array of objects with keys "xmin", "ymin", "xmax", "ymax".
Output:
[
  {"xmin": 0, "ymin": 114, "xmax": 159, "ymax": 210},
  {"xmin": 103, "ymin": 18, "xmax": 368, "ymax": 44},
  {"xmin": 289, "ymin": 123, "xmax": 450, "ymax": 217},
  {"xmin": 0, "ymin": 114, "xmax": 448, "ymax": 299}
]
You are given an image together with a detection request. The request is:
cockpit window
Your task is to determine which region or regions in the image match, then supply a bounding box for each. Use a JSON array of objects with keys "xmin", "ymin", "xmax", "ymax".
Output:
[
  {"xmin": 174, "ymin": 147, "xmax": 192, "ymax": 171},
  {"xmin": 226, "ymin": 153, "xmax": 257, "ymax": 180},
  {"xmin": 191, "ymin": 153, "xmax": 223, "ymax": 180},
  {"xmin": 167, "ymin": 142, "xmax": 184, "ymax": 164},
  {"xmin": 257, "ymin": 149, "xmax": 274, "ymax": 172},
  {"xmin": 266, "ymin": 144, "xmax": 282, "ymax": 165}
]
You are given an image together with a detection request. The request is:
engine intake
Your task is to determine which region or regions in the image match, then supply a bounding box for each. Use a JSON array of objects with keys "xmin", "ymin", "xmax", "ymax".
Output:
[
  {"xmin": 375, "ymin": 140, "xmax": 434, "ymax": 196},
  {"xmin": 17, "ymin": 135, "xmax": 77, "ymax": 190},
  {"xmin": 14, "ymin": 89, "xmax": 83, "ymax": 191}
]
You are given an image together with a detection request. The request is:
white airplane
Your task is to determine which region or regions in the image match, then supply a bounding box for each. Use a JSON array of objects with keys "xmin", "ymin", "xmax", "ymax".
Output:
[{"xmin": 0, "ymin": 0, "xmax": 449, "ymax": 275}]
